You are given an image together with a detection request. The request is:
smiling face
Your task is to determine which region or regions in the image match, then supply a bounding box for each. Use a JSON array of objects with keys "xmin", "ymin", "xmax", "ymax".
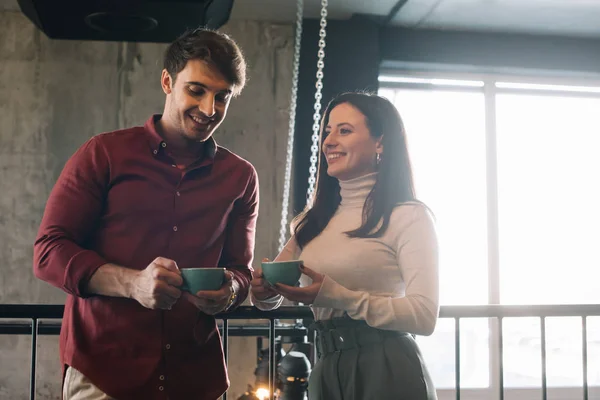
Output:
[
  {"xmin": 322, "ymin": 102, "xmax": 383, "ymax": 181},
  {"xmin": 160, "ymin": 58, "xmax": 233, "ymax": 144}
]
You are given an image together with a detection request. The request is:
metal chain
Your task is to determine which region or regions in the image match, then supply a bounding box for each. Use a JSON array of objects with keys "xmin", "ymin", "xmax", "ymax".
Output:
[
  {"xmin": 306, "ymin": 0, "xmax": 328, "ymax": 206},
  {"xmin": 278, "ymin": 0, "xmax": 304, "ymax": 253}
]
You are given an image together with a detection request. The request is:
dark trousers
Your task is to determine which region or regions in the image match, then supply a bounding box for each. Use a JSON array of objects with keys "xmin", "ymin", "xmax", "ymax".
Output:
[{"xmin": 308, "ymin": 317, "xmax": 437, "ymax": 400}]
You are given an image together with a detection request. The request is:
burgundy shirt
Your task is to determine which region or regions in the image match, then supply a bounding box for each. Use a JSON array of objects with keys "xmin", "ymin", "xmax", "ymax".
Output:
[{"xmin": 33, "ymin": 115, "xmax": 258, "ymax": 400}]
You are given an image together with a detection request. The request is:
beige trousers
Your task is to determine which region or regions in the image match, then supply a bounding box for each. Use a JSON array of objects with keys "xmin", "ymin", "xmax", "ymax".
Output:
[{"xmin": 63, "ymin": 366, "xmax": 116, "ymax": 400}]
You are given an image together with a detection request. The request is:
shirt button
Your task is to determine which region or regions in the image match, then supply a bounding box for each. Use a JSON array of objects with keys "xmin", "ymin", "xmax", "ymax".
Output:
[
  {"xmin": 171, "ymin": 164, "xmax": 177, "ymax": 168},
  {"xmin": 172, "ymin": 226, "xmax": 178, "ymax": 232},
  {"xmin": 159, "ymin": 375, "xmax": 165, "ymax": 381},
  {"xmin": 159, "ymin": 386, "xmax": 164, "ymax": 391},
  {"xmin": 161, "ymin": 142, "xmax": 167, "ymax": 148},
  {"xmin": 166, "ymin": 344, "xmax": 171, "ymax": 350},
  {"xmin": 153, "ymin": 150, "xmax": 158, "ymax": 155},
  {"xmin": 176, "ymin": 191, "xmax": 180, "ymax": 197}
]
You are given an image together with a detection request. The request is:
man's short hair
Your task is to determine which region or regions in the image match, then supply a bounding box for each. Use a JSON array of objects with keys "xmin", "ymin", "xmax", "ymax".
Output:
[{"xmin": 164, "ymin": 28, "xmax": 247, "ymax": 96}]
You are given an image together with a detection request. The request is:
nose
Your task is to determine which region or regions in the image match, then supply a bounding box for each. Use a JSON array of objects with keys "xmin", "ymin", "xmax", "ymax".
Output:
[
  {"xmin": 322, "ymin": 131, "xmax": 337, "ymax": 152},
  {"xmin": 198, "ymin": 96, "xmax": 216, "ymax": 118}
]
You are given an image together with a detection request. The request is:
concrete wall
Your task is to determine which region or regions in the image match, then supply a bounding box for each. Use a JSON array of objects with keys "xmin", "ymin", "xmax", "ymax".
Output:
[{"xmin": 0, "ymin": 10, "xmax": 294, "ymax": 399}]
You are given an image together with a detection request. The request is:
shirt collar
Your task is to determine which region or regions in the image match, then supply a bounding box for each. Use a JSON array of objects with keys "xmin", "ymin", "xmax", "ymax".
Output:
[{"xmin": 144, "ymin": 114, "xmax": 217, "ymax": 160}]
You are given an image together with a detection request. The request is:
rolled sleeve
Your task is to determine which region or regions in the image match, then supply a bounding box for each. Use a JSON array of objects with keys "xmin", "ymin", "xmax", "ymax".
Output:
[
  {"xmin": 33, "ymin": 136, "xmax": 110, "ymax": 297},
  {"xmin": 218, "ymin": 167, "xmax": 259, "ymax": 310}
]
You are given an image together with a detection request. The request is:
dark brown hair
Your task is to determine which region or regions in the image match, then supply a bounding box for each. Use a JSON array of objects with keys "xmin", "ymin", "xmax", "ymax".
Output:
[
  {"xmin": 293, "ymin": 92, "xmax": 417, "ymax": 248},
  {"xmin": 163, "ymin": 28, "xmax": 247, "ymax": 95}
]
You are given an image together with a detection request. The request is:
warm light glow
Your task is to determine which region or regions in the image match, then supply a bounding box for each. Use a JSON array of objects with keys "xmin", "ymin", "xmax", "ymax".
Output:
[{"xmin": 255, "ymin": 388, "xmax": 269, "ymax": 400}]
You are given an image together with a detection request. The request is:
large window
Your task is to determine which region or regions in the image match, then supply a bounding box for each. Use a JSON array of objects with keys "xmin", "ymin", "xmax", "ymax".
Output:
[{"xmin": 379, "ymin": 76, "xmax": 600, "ymax": 398}]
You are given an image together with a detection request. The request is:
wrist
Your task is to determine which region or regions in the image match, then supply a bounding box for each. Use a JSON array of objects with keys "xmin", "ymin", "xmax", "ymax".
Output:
[
  {"xmin": 224, "ymin": 279, "xmax": 239, "ymax": 311},
  {"xmin": 253, "ymin": 291, "xmax": 278, "ymax": 301},
  {"xmin": 122, "ymin": 268, "xmax": 140, "ymax": 299}
]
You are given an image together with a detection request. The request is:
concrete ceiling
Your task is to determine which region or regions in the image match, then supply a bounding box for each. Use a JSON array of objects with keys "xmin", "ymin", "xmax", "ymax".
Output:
[{"xmin": 3, "ymin": 0, "xmax": 600, "ymax": 38}]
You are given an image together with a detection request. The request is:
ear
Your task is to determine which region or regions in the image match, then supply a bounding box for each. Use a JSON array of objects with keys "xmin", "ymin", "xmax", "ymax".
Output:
[
  {"xmin": 160, "ymin": 69, "xmax": 173, "ymax": 95},
  {"xmin": 375, "ymin": 136, "xmax": 384, "ymax": 155}
]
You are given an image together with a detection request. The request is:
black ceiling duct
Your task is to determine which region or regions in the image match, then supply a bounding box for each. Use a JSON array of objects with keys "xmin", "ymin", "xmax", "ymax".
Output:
[{"xmin": 16, "ymin": 0, "xmax": 236, "ymax": 43}]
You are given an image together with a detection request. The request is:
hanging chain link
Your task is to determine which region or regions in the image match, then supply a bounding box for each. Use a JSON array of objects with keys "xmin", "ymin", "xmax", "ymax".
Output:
[
  {"xmin": 278, "ymin": 0, "xmax": 304, "ymax": 253},
  {"xmin": 306, "ymin": 0, "xmax": 328, "ymax": 207}
]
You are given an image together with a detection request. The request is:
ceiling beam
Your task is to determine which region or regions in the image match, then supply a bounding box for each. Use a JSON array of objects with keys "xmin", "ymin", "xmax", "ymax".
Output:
[
  {"xmin": 380, "ymin": 26, "xmax": 600, "ymax": 77},
  {"xmin": 383, "ymin": 0, "xmax": 409, "ymax": 26}
]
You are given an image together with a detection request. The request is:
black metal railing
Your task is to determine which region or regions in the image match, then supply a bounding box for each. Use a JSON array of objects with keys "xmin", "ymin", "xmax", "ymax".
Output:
[
  {"xmin": 440, "ymin": 304, "xmax": 600, "ymax": 400},
  {"xmin": 2, "ymin": 304, "xmax": 600, "ymax": 400},
  {"xmin": 0, "ymin": 304, "xmax": 313, "ymax": 400}
]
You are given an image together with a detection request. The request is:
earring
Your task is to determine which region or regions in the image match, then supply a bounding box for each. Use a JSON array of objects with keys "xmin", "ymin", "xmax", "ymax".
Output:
[{"xmin": 376, "ymin": 153, "xmax": 382, "ymax": 165}]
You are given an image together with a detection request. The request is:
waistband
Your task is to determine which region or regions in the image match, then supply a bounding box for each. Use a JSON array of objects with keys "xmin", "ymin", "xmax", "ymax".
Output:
[{"xmin": 310, "ymin": 317, "xmax": 410, "ymax": 355}]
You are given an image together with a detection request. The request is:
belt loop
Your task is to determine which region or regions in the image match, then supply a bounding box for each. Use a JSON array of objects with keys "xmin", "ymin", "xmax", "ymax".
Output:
[
  {"xmin": 318, "ymin": 330, "xmax": 337, "ymax": 354},
  {"xmin": 328, "ymin": 329, "xmax": 338, "ymax": 352}
]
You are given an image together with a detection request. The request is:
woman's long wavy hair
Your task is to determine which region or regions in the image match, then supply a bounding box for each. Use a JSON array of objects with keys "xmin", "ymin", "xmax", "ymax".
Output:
[{"xmin": 292, "ymin": 92, "xmax": 417, "ymax": 249}]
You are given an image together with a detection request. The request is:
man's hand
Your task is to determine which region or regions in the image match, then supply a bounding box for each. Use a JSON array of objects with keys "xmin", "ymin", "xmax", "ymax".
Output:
[
  {"xmin": 184, "ymin": 270, "xmax": 237, "ymax": 315},
  {"xmin": 130, "ymin": 257, "xmax": 183, "ymax": 310}
]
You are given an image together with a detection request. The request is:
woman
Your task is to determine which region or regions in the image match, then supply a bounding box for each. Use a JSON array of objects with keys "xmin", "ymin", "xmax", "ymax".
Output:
[{"xmin": 251, "ymin": 92, "xmax": 439, "ymax": 399}]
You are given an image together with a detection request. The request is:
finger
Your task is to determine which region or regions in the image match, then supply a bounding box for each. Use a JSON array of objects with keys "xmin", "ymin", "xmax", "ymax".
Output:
[
  {"xmin": 272, "ymin": 286, "xmax": 302, "ymax": 302},
  {"xmin": 195, "ymin": 288, "xmax": 229, "ymax": 301},
  {"xmin": 182, "ymin": 292, "xmax": 216, "ymax": 307},
  {"xmin": 157, "ymin": 281, "xmax": 182, "ymax": 299},
  {"xmin": 274, "ymin": 282, "xmax": 297, "ymax": 291},
  {"xmin": 163, "ymin": 271, "xmax": 184, "ymax": 287},
  {"xmin": 224, "ymin": 270, "xmax": 234, "ymax": 282},
  {"xmin": 153, "ymin": 257, "xmax": 180, "ymax": 274},
  {"xmin": 153, "ymin": 268, "xmax": 183, "ymax": 287},
  {"xmin": 273, "ymin": 283, "xmax": 304, "ymax": 298},
  {"xmin": 299, "ymin": 265, "xmax": 322, "ymax": 280},
  {"xmin": 253, "ymin": 285, "xmax": 276, "ymax": 296},
  {"xmin": 183, "ymin": 292, "xmax": 224, "ymax": 313},
  {"xmin": 156, "ymin": 291, "xmax": 179, "ymax": 309},
  {"xmin": 250, "ymin": 277, "xmax": 270, "ymax": 288},
  {"xmin": 262, "ymin": 279, "xmax": 276, "ymax": 290},
  {"xmin": 251, "ymin": 267, "xmax": 263, "ymax": 279},
  {"xmin": 254, "ymin": 289, "xmax": 278, "ymax": 301}
]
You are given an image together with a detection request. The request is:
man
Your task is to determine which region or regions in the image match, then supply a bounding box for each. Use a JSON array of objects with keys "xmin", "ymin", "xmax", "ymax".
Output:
[{"xmin": 33, "ymin": 28, "xmax": 258, "ymax": 400}]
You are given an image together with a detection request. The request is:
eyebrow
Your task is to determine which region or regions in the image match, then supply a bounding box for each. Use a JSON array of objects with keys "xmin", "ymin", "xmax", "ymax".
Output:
[
  {"xmin": 325, "ymin": 122, "xmax": 355, "ymax": 130},
  {"xmin": 186, "ymin": 81, "xmax": 232, "ymax": 95}
]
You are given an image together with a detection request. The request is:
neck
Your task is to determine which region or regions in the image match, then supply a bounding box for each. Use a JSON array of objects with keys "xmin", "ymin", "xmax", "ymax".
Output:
[
  {"xmin": 156, "ymin": 117, "xmax": 205, "ymax": 157},
  {"xmin": 338, "ymin": 172, "xmax": 378, "ymax": 207}
]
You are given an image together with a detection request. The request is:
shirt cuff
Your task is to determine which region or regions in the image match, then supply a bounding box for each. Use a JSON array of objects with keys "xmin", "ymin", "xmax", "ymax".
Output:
[
  {"xmin": 63, "ymin": 250, "xmax": 109, "ymax": 298},
  {"xmin": 250, "ymin": 291, "xmax": 284, "ymax": 311}
]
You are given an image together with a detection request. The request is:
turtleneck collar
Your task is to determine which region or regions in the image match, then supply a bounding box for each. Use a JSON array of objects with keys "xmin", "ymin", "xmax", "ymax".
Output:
[{"xmin": 339, "ymin": 172, "xmax": 377, "ymax": 207}]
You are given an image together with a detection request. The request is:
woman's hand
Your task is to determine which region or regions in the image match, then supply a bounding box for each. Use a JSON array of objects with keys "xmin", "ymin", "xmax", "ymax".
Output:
[
  {"xmin": 273, "ymin": 265, "xmax": 324, "ymax": 305},
  {"xmin": 250, "ymin": 258, "xmax": 279, "ymax": 301}
]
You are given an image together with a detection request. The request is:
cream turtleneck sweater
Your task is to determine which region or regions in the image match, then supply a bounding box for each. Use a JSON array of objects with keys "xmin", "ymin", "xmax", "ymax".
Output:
[{"xmin": 251, "ymin": 172, "xmax": 439, "ymax": 336}]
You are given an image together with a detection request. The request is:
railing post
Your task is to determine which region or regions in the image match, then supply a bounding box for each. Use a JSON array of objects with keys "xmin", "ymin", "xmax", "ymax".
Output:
[
  {"xmin": 540, "ymin": 317, "xmax": 547, "ymax": 400},
  {"xmin": 498, "ymin": 317, "xmax": 504, "ymax": 400},
  {"xmin": 582, "ymin": 316, "xmax": 588, "ymax": 400},
  {"xmin": 269, "ymin": 319, "xmax": 276, "ymax": 400},
  {"xmin": 222, "ymin": 319, "xmax": 229, "ymax": 400},
  {"xmin": 30, "ymin": 318, "xmax": 37, "ymax": 400},
  {"xmin": 454, "ymin": 317, "xmax": 460, "ymax": 400}
]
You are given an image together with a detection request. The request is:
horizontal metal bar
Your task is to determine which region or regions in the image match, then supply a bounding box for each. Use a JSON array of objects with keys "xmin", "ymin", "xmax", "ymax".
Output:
[
  {"xmin": 0, "ymin": 322, "xmax": 309, "ymax": 337},
  {"xmin": 0, "ymin": 305, "xmax": 314, "ymax": 320},
  {"xmin": 0, "ymin": 323, "xmax": 62, "ymax": 335},
  {"xmin": 440, "ymin": 304, "xmax": 600, "ymax": 318},
  {"xmin": 0, "ymin": 304, "xmax": 64, "ymax": 319},
  {"xmin": 3, "ymin": 304, "xmax": 600, "ymax": 322},
  {"xmin": 379, "ymin": 81, "xmax": 485, "ymax": 93}
]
